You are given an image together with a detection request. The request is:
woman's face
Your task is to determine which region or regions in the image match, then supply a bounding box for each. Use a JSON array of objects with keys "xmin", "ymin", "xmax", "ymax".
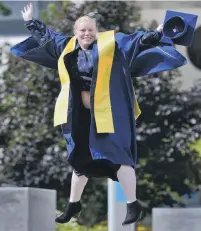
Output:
[{"xmin": 74, "ymin": 19, "xmax": 97, "ymax": 49}]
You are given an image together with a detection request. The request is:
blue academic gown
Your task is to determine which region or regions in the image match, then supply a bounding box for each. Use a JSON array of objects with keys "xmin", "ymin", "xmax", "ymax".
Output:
[{"xmin": 10, "ymin": 20, "xmax": 187, "ymax": 181}]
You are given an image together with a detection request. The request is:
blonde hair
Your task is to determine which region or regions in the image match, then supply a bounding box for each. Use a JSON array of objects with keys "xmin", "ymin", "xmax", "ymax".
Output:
[{"xmin": 73, "ymin": 15, "xmax": 98, "ymax": 32}]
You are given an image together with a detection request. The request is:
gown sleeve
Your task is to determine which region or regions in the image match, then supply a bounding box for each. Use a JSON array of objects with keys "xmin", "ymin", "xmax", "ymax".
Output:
[
  {"xmin": 10, "ymin": 19, "xmax": 71, "ymax": 69},
  {"xmin": 115, "ymin": 30, "xmax": 145, "ymax": 69},
  {"xmin": 115, "ymin": 30, "xmax": 187, "ymax": 77},
  {"xmin": 140, "ymin": 30, "xmax": 162, "ymax": 46},
  {"xmin": 115, "ymin": 30, "xmax": 162, "ymax": 68}
]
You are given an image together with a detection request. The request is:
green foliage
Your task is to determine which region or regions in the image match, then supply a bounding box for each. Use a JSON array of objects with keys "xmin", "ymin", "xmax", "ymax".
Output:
[
  {"xmin": 40, "ymin": 1, "xmax": 141, "ymax": 34},
  {"xmin": 0, "ymin": 0, "xmax": 201, "ymax": 227},
  {"xmin": 56, "ymin": 220, "xmax": 107, "ymax": 231},
  {"xmin": 0, "ymin": 2, "xmax": 12, "ymax": 16},
  {"xmin": 134, "ymin": 72, "xmax": 201, "ymax": 211},
  {"xmin": 190, "ymin": 138, "xmax": 201, "ymax": 156}
]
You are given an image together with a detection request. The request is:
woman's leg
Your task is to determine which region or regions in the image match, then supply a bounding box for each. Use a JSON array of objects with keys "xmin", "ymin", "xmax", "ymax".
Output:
[
  {"xmin": 55, "ymin": 170, "xmax": 88, "ymax": 223},
  {"xmin": 117, "ymin": 165, "xmax": 136, "ymax": 202},
  {"xmin": 117, "ymin": 165, "xmax": 144, "ymax": 226},
  {"xmin": 69, "ymin": 170, "xmax": 88, "ymax": 202}
]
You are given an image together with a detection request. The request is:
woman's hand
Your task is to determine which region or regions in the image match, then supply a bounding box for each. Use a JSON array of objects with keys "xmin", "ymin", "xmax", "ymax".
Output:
[
  {"xmin": 21, "ymin": 2, "xmax": 33, "ymax": 21},
  {"xmin": 156, "ymin": 24, "xmax": 163, "ymax": 33}
]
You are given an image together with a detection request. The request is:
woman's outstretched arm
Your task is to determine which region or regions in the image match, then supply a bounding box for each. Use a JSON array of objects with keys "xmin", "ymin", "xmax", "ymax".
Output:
[
  {"xmin": 10, "ymin": 2, "xmax": 71, "ymax": 69},
  {"xmin": 115, "ymin": 24, "xmax": 186, "ymax": 77}
]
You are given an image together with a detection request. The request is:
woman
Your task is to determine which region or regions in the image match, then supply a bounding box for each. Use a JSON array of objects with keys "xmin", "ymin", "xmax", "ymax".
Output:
[{"xmin": 11, "ymin": 3, "xmax": 187, "ymax": 226}]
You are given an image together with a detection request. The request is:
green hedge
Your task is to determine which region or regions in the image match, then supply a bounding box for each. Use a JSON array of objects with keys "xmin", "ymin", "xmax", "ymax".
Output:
[{"xmin": 56, "ymin": 220, "xmax": 107, "ymax": 231}]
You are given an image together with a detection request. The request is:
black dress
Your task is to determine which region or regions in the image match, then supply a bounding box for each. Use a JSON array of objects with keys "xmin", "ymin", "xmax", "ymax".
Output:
[{"xmin": 62, "ymin": 42, "xmax": 121, "ymax": 179}]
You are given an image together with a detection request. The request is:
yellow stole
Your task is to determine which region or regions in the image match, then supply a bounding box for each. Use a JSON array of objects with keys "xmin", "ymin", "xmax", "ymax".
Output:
[{"xmin": 54, "ymin": 30, "xmax": 141, "ymax": 133}]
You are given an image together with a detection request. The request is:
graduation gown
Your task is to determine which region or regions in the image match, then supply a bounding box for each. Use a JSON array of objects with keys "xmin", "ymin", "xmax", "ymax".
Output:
[{"xmin": 10, "ymin": 21, "xmax": 187, "ymax": 181}]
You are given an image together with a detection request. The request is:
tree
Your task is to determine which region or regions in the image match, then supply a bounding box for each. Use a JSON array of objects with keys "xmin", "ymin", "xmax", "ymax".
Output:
[
  {"xmin": 0, "ymin": 2, "xmax": 11, "ymax": 185},
  {"xmin": 134, "ymin": 71, "xmax": 201, "ymax": 212},
  {"xmin": 0, "ymin": 0, "xmax": 201, "ymax": 227},
  {"xmin": 0, "ymin": 2, "xmax": 12, "ymax": 16},
  {"xmin": 0, "ymin": 3, "xmax": 11, "ymax": 66}
]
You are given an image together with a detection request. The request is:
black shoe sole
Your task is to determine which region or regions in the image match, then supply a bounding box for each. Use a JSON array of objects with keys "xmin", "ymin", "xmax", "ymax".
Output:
[
  {"xmin": 55, "ymin": 210, "xmax": 82, "ymax": 224},
  {"xmin": 73, "ymin": 210, "xmax": 82, "ymax": 219},
  {"xmin": 122, "ymin": 209, "xmax": 144, "ymax": 226}
]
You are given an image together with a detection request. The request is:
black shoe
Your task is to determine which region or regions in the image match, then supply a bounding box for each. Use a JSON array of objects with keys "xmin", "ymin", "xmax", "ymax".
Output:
[
  {"xmin": 122, "ymin": 200, "xmax": 144, "ymax": 226},
  {"xmin": 55, "ymin": 201, "xmax": 82, "ymax": 224}
]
